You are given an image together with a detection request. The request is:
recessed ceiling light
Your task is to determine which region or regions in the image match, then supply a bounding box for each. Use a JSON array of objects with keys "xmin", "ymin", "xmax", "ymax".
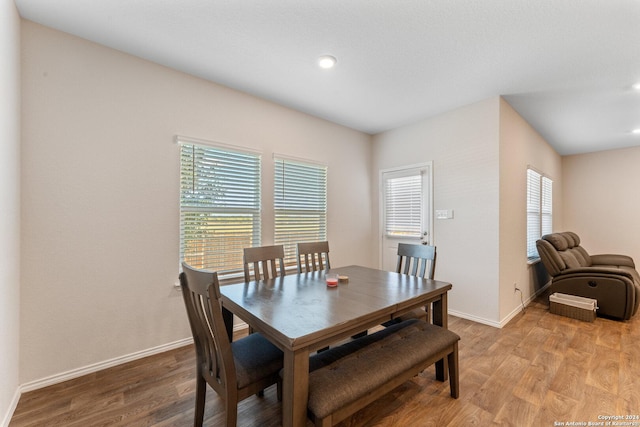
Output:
[
  {"xmin": 632, "ymin": 128, "xmax": 640, "ymax": 134},
  {"xmin": 318, "ymin": 55, "xmax": 337, "ymax": 69},
  {"xmin": 633, "ymin": 82, "xmax": 640, "ymax": 90}
]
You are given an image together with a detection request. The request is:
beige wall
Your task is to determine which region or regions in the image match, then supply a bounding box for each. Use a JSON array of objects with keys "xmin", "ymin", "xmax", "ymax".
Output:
[
  {"xmin": 563, "ymin": 146, "xmax": 640, "ymax": 263},
  {"xmin": 0, "ymin": 0, "xmax": 21, "ymax": 424},
  {"xmin": 20, "ymin": 21, "xmax": 374, "ymax": 385},
  {"xmin": 498, "ymin": 98, "xmax": 562, "ymax": 322},
  {"xmin": 373, "ymin": 97, "xmax": 502, "ymax": 325}
]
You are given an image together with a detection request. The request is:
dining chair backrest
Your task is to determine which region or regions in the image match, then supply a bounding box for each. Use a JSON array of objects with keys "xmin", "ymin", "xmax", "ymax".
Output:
[
  {"xmin": 243, "ymin": 245, "xmax": 286, "ymax": 282},
  {"xmin": 180, "ymin": 263, "xmax": 237, "ymax": 419},
  {"xmin": 296, "ymin": 241, "xmax": 331, "ymax": 273},
  {"xmin": 180, "ymin": 262, "xmax": 283, "ymax": 427},
  {"xmin": 396, "ymin": 243, "xmax": 437, "ymax": 279}
]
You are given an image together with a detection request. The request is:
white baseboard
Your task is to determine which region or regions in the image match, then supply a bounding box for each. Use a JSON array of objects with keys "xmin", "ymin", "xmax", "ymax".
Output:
[
  {"xmin": 450, "ymin": 282, "xmax": 552, "ymax": 329},
  {"xmin": 19, "ymin": 337, "xmax": 192, "ymax": 394},
  {"xmin": 500, "ymin": 305, "xmax": 527, "ymax": 328},
  {"xmin": 17, "ymin": 322, "xmax": 248, "ymax": 397},
  {"xmin": 3, "ymin": 338, "xmax": 193, "ymax": 425},
  {"xmin": 499, "ymin": 281, "xmax": 552, "ymax": 328},
  {"xmin": 1, "ymin": 387, "xmax": 21, "ymax": 427},
  {"xmin": 448, "ymin": 310, "xmax": 502, "ymax": 328}
]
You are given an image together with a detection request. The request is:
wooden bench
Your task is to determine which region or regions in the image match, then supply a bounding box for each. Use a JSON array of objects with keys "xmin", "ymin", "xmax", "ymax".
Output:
[{"xmin": 306, "ymin": 319, "xmax": 460, "ymax": 427}]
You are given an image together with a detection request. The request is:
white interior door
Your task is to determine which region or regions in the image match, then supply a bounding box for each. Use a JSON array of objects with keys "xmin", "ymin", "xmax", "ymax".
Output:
[{"xmin": 380, "ymin": 163, "xmax": 433, "ymax": 272}]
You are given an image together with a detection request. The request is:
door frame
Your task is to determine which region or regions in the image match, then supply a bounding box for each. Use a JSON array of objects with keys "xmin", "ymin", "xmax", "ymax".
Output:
[{"xmin": 378, "ymin": 161, "xmax": 434, "ymax": 269}]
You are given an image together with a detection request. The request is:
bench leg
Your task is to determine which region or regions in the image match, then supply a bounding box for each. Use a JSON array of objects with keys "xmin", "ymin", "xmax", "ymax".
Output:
[
  {"xmin": 432, "ymin": 294, "xmax": 449, "ymax": 381},
  {"xmin": 447, "ymin": 342, "xmax": 459, "ymax": 399}
]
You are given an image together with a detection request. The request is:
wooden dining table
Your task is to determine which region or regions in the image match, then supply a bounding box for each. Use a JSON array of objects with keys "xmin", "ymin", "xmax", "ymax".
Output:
[{"xmin": 219, "ymin": 264, "xmax": 453, "ymax": 427}]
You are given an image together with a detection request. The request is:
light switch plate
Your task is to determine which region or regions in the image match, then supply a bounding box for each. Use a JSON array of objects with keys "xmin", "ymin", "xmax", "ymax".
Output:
[{"xmin": 435, "ymin": 209, "xmax": 454, "ymax": 220}]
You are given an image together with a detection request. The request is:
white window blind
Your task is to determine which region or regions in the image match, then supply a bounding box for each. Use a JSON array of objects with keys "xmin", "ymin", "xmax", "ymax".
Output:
[
  {"xmin": 527, "ymin": 168, "xmax": 553, "ymax": 260},
  {"xmin": 274, "ymin": 157, "xmax": 327, "ymax": 265},
  {"xmin": 541, "ymin": 175, "xmax": 553, "ymax": 237},
  {"xmin": 384, "ymin": 173, "xmax": 422, "ymax": 238},
  {"xmin": 179, "ymin": 141, "xmax": 261, "ymax": 274}
]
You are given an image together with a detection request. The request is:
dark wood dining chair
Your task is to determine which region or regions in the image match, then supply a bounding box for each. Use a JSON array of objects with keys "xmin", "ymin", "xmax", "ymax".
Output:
[
  {"xmin": 179, "ymin": 262, "xmax": 283, "ymax": 427},
  {"xmin": 388, "ymin": 243, "xmax": 438, "ymax": 324},
  {"xmin": 243, "ymin": 245, "xmax": 286, "ymax": 282},
  {"xmin": 296, "ymin": 241, "xmax": 331, "ymax": 273},
  {"xmin": 397, "ymin": 243, "xmax": 437, "ymax": 279}
]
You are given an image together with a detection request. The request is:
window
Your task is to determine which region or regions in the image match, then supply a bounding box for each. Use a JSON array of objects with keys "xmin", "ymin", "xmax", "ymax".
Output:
[
  {"xmin": 179, "ymin": 139, "xmax": 261, "ymax": 274},
  {"xmin": 274, "ymin": 157, "xmax": 327, "ymax": 265},
  {"xmin": 383, "ymin": 171, "xmax": 424, "ymax": 239},
  {"xmin": 527, "ymin": 168, "xmax": 553, "ymax": 260}
]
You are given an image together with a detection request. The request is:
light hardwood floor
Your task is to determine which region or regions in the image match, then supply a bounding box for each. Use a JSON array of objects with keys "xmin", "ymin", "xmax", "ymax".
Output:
[{"xmin": 10, "ymin": 293, "xmax": 640, "ymax": 426}]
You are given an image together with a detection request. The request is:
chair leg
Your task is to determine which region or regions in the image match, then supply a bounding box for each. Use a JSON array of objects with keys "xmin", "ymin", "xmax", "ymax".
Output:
[
  {"xmin": 257, "ymin": 381, "xmax": 282, "ymax": 399},
  {"xmin": 225, "ymin": 394, "xmax": 238, "ymax": 427},
  {"xmin": 447, "ymin": 342, "xmax": 459, "ymax": 399},
  {"xmin": 194, "ymin": 375, "xmax": 207, "ymax": 427}
]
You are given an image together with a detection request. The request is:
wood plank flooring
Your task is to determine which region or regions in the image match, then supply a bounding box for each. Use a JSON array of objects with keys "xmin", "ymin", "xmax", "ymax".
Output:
[{"xmin": 10, "ymin": 293, "xmax": 640, "ymax": 426}]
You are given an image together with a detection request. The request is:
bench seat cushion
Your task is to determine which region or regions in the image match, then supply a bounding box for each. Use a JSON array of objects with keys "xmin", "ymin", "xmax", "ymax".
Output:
[
  {"xmin": 309, "ymin": 319, "xmax": 420, "ymax": 372},
  {"xmin": 307, "ymin": 319, "xmax": 459, "ymax": 419}
]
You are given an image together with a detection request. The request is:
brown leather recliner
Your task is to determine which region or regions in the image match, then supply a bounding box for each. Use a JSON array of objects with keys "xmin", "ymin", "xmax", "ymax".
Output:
[{"xmin": 536, "ymin": 231, "xmax": 640, "ymax": 320}]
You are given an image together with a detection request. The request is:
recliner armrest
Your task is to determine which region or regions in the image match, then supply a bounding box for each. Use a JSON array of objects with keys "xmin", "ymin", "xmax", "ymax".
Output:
[
  {"xmin": 559, "ymin": 267, "xmax": 635, "ymax": 281},
  {"xmin": 590, "ymin": 254, "xmax": 635, "ymax": 268}
]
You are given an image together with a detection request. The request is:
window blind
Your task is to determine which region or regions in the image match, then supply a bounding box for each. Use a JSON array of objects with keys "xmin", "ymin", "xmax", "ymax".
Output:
[
  {"xmin": 526, "ymin": 169, "xmax": 541, "ymax": 259},
  {"xmin": 527, "ymin": 168, "xmax": 553, "ymax": 260},
  {"xmin": 540, "ymin": 176, "xmax": 553, "ymax": 236},
  {"xmin": 541, "ymin": 175, "xmax": 553, "ymax": 237},
  {"xmin": 384, "ymin": 173, "xmax": 422, "ymax": 238},
  {"xmin": 180, "ymin": 142, "xmax": 261, "ymax": 273},
  {"xmin": 274, "ymin": 157, "xmax": 327, "ymax": 265}
]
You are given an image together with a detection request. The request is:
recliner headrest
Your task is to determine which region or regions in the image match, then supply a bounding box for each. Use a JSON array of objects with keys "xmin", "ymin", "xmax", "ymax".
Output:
[
  {"xmin": 542, "ymin": 233, "xmax": 568, "ymax": 251},
  {"xmin": 542, "ymin": 232, "xmax": 580, "ymax": 250},
  {"xmin": 565, "ymin": 231, "xmax": 580, "ymax": 246}
]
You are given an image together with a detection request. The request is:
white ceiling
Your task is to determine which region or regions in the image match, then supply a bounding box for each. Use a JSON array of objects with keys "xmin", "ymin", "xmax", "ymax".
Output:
[{"xmin": 15, "ymin": 0, "xmax": 640, "ymax": 155}]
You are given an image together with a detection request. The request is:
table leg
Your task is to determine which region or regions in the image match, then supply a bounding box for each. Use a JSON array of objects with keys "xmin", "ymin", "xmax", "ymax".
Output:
[
  {"xmin": 222, "ymin": 306, "xmax": 234, "ymax": 342},
  {"xmin": 432, "ymin": 292, "xmax": 449, "ymax": 381},
  {"xmin": 282, "ymin": 348, "xmax": 310, "ymax": 427}
]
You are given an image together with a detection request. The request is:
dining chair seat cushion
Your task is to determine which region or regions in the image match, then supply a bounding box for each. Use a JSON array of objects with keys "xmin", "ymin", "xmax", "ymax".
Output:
[
  {"xmin": 307, "ymin": 319, "xmax": 459, "ymax": 419},
  {"xmin": 231, "ymin": 332, "xmax": 284, "ymax": 389}
]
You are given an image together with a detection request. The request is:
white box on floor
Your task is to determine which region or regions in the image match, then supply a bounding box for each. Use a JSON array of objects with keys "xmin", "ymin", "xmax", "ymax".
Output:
[{"xmin": 549, "ymin": 292, "xmax": 598, "ymax": 322}]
